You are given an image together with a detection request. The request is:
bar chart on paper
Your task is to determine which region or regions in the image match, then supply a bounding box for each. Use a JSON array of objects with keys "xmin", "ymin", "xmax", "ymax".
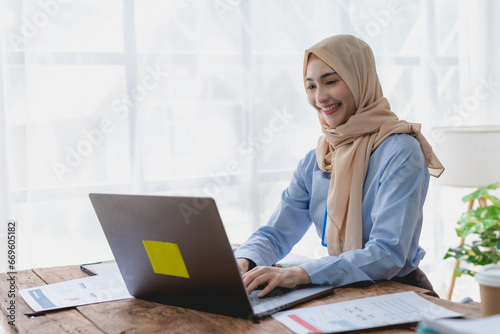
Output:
[{"xmin": 272, "ymin": 291, "xmax": 462, "ymax": 334}]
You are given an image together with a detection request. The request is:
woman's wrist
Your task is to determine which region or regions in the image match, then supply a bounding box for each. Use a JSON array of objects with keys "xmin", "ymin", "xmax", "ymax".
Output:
[
  {"xmin": 289, "ymin": 266, "xmax": 311, "ymax": 285},
  {"xmin": 236, "ymin": 257, "xmax": 257, "ymax": 273}
]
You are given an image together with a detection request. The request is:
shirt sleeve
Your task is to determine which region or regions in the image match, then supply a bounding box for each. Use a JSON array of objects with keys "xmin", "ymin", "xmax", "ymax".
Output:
[
  {"xmin": 301, "ymin": 135, "xmax": 429, "ymax": 286},
  {"xmin": 234, "ymin": 152, "xmax": 315, "ymax": 266}
]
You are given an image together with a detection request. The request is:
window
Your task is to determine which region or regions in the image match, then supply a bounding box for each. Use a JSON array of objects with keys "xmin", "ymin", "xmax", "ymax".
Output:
[{"xmin": 0, "ymin": 0, "xmax": 497, "ymax": 303}]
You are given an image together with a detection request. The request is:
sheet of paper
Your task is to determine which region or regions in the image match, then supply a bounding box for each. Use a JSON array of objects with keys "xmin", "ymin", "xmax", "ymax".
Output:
[
  {"xmin": 420, "ymin": 314, "xmax": 500, "ymax": 334},
  {"xmin": 19, "ymin": 271, "xmax": 132, "ymax": 313},
  {"xmin": 272, "ymin": 291, "xmax": 462, "ymax": 334},
  {"xmin": 80, "ymin": 260, "xmax": 120, "ymax": 276}
]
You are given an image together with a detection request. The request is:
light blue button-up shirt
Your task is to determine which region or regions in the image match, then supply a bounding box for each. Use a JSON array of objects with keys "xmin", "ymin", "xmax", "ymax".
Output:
[{"xmin": 234, "ymin": 133, "xmax": 430, "ymax": 287}]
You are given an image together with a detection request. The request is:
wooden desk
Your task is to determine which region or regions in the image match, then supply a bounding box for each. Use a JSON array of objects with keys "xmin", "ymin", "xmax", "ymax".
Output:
[{"xmin": 1, "ymin": 265, "xmax": 481, "ymax": 333}]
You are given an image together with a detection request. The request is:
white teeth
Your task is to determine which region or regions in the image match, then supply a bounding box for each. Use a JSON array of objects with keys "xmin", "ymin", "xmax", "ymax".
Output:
[{"xmin": 321, "ymin": 104, "xmax": 339, "ymax": 112}]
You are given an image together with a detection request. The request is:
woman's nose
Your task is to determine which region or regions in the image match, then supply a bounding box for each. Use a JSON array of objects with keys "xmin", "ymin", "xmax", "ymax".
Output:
[{"xmin": 316, "ymin": 87, "xmax": 328, "ymax": 104}]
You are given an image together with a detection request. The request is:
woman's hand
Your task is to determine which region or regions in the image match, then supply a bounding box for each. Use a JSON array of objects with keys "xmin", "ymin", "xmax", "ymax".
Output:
[
  {"xmin": 235, "ymin": 258, "xmax": 250, "ymax": 276},
  {"xmin": 242, "ymin": 266, "xmax": 311, "ymax": 297}
]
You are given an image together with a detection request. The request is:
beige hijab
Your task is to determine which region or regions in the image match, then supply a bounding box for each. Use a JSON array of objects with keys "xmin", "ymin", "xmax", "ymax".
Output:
[{"xmin": 304, "ymin": 35, "xmax": 444, "ymax": 256}]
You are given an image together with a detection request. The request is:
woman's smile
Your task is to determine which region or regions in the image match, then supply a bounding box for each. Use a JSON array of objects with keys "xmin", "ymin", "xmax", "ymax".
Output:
[{"xmin": 318, "ymin": 103, "xmax": 341, "ymax": 115}]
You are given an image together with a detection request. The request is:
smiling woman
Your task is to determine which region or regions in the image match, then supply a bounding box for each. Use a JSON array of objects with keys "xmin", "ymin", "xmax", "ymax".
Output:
[
  {"xmin": 235, "ymin": 34, "xmax": 444, "ymax": 298},
  {"xmin": 0, "ymin": 0, "xmax": 498, "ymax": 305}
]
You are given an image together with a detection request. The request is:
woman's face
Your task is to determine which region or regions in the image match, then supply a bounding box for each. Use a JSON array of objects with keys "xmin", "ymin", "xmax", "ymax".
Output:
[{"xmin": 305, "ymin": 54, "xmax": 356, "ymax": 128}]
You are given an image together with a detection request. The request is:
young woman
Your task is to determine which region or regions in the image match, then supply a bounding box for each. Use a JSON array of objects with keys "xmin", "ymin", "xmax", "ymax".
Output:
[{"xmin": 234, "ymin": 35, "xmax": 444, "ymax": 298}]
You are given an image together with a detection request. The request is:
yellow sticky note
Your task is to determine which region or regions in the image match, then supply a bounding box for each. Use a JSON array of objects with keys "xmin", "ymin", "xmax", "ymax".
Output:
[{"xmin": 142, "ymin": 240, "xmax": 190, "ymax": 278}]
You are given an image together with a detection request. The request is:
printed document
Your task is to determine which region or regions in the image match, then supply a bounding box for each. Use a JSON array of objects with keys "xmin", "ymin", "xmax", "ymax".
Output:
[
  {"xmin": 19, "ymin": 271, "xmax": 132, "ymax": 313},
  {"xmin": 272, "ymin": 291, "xmax": 462, "ymax": 334},
  {"xmin": 420, "ymin": 314, "xmax": 500, "ymax": 334}
]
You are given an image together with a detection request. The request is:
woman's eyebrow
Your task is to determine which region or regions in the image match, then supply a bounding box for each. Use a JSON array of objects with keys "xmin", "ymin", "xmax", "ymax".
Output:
[{"xmin": 305, "ymin": 71, "xmax": 338, "ymax": 81}]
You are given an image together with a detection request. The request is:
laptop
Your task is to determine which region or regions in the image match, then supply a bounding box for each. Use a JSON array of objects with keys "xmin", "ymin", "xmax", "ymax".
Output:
[{"xmin": 89, "ymin": 193, "xmax": 334, "ymax": 319}]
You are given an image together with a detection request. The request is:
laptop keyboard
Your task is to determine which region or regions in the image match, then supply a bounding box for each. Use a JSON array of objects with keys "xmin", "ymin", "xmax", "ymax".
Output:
[{"xmin": 248, "ymin": 288, "xmax": 289, "ymax": 307}]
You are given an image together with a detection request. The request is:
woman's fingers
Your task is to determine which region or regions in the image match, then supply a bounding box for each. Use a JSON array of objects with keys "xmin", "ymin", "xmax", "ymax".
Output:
[
  {"xmin": 256, "ymin": 278, "xmax": 279, "ymax": 298},
  {"xmin": 242, "ymin": 266, "xmax": 301, "ymax": 297},
  {"xmin": 242, "ymin": 266, "xmax": 269, "ymax": 293}
]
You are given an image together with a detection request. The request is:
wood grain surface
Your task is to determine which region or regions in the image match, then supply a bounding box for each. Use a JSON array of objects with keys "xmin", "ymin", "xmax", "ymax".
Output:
[{"xmin": 0, "ymin": 265, "xmax": 481, "ymax": 334}]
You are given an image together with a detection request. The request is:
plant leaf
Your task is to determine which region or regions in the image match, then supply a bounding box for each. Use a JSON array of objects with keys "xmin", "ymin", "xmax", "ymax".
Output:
[{"xmin": 462, "ymin": 182, "xmax": 499, "ymax": 203}]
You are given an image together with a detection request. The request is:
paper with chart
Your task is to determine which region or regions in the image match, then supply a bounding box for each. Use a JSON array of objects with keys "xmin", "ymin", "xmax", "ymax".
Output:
[
  {"xmin": 421, "ymin": 314, "xmax": 500, "ymax": 334},
  {"xmin": 19, "ymin": 271, "xmax": 132, "ymax": 313},
  {"xmin": 272, "ymin": 291, "xmax": 462, "ymax": 334}
]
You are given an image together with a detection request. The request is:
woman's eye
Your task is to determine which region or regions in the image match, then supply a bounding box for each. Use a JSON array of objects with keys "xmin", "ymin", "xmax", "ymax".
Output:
[
  {"xmin": 306, "ymin": 84, "xmax": 316, "ymax": 90},
  {"xmin": 326, "ymin": 80, "xmax": 337, "ymax": 85}
]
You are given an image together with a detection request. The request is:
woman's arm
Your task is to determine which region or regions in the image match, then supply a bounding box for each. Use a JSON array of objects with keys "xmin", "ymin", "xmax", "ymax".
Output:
[
  {"xmin": 234, "ymin": 151, "xmax": 316, "ymax": 269},
  {"xmin": 302, "ymin": 135, "xmax": 429, "ymax": 286}
]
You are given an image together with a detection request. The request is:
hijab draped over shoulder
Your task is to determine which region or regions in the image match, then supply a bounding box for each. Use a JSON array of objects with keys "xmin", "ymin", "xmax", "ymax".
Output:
[{"xmin": 303, "ymin": 35, "xmax": 444, "ymax": 257}]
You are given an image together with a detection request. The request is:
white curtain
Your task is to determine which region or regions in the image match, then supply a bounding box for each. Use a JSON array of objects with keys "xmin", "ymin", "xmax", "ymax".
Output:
[{"xmin": 0, "ymin": 0, "xmax": 498, "ymax": 302}]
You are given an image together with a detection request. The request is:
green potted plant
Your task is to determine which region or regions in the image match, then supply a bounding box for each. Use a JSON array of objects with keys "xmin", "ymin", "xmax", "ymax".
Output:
[{"xmin": 444, "ymin": 182, "xmax": 500, "ymax": 278}]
